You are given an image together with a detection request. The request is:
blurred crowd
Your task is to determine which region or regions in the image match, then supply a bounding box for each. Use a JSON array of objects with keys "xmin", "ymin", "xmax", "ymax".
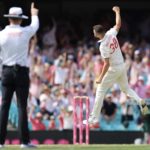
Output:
[{"xmin": 0, "ymin": 16, "xmax": 150, "ymax": 132}]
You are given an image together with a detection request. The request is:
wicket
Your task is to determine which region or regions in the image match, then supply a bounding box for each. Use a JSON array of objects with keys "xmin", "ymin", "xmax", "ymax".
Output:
[{"xmin": 73, "ymin": 96, "xmax": 90, "ymax": 144}]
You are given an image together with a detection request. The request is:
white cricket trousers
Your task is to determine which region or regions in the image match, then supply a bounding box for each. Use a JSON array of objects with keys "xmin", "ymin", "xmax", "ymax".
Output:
[{"xmin": 92, "ymin": 63, "xmax": 142, "ymax": 119}]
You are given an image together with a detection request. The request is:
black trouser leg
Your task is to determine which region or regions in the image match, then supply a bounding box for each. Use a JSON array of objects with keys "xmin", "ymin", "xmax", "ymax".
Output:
[
  {"xmin": 16, "ymin": 68, "xmax": 30, "ymax": 144},
  {"xmin": 0, "ymin": 85, "xmax": 14, "ymax": 144}
]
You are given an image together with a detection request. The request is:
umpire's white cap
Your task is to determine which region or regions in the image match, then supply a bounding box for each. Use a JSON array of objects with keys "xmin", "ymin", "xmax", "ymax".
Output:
[{"xmin": 4, "ymin": 7, "xmax": 28, "ymax": 19}]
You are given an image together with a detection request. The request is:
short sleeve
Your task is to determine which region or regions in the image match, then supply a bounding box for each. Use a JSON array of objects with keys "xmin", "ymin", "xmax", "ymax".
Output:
[
  {"xmin": 106, "ymin": 28, "xmax": 118, "ymax": 36},
  {"xmin": 100, "ymin": 45, "xmax": 110, "ymax": 58}
]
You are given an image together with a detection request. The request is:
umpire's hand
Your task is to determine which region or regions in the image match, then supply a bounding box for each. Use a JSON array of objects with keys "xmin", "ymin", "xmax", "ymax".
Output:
[{"xmin": 31, "ymin": 2, "xmax": 39, "ymax": 16}]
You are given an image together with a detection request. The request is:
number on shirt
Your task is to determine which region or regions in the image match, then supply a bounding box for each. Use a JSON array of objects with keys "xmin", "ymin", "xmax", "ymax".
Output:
[{"xmin": 109, "ymin": 37, "xmax": 118, "ymax": 54}]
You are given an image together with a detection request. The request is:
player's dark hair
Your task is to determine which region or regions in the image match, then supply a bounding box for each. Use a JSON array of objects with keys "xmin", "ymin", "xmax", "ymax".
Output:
[{"xmin": 93, "ymin": 25, "xmax": 105, "ymax": 34}]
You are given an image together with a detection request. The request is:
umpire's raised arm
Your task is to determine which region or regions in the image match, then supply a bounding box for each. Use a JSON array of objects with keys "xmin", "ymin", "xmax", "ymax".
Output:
[{"xmin": 27, "ymin": 2, "xmax": 39, "ymax": 37}]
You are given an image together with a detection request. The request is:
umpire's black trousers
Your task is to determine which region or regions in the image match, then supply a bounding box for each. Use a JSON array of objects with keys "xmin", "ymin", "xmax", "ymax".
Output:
[{"xmin": 0, "ymin": 65, "xmax": 30, "ymax": 144}]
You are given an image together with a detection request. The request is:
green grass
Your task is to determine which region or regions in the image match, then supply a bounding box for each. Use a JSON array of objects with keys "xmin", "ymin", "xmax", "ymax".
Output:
[{"xmin": 2, "ymin": 145, "xmax": 150, "ymax": 150}]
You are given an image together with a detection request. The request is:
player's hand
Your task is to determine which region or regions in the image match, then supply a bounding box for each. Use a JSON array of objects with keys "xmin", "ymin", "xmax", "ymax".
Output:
[
  {"xmin": 96, "ymin": 78, "xmax": 102, "ymax": 84},
  {"xmin": 31, "ymin": 2, "xmax": 39, "ymax": 16},
  {"xmin": 112, "ymin": 6, "xmax": 120, "ymax": 13}
]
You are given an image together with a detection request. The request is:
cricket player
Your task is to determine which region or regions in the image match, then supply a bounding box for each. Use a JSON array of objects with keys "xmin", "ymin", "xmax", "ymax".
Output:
[{"xmin": 84, "ymin": 6, "xmax": 149, "ymax": 128}]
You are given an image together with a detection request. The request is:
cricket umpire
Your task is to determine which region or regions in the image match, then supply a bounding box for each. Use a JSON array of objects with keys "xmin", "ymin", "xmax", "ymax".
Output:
[{"xmin": 0, "ymin": 2, "xmax": 39, "ymax": 148}]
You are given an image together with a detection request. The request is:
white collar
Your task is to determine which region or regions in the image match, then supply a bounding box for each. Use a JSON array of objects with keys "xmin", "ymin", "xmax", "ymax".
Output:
[{"xmin": 6, "ymin": 24, "xmax": 21, "ymax": 28}]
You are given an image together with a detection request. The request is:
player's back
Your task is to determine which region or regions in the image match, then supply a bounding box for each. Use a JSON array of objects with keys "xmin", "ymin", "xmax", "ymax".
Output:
[{"xmin": 99, "ymin": 28, "xmax": 124, "ymax": 66}]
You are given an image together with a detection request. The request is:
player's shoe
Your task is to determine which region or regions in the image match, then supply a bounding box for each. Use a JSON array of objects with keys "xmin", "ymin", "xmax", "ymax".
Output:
[
  {"xmin": 20, "ymin": 143, "xmax": 37, "ymax": 149},
  {"xmin": 83, "ymin": 114, "xmax": 100, "ymax": 129},
  {"xmin": 0, "ymin": 144, "xmax": 4, "ymax": 148},
  {"xmin": 89, "ymin": 122, "xmax": 100, "ymax": 129},
  {"xmin": 141, "ymin": 100, "xmax": 150, "ymax": 115}
]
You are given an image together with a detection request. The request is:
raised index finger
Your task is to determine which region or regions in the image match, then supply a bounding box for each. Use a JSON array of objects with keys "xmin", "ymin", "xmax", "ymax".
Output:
[{"xmin": 31, "ymin": 2, "xmax": 35, "ymax": 9}]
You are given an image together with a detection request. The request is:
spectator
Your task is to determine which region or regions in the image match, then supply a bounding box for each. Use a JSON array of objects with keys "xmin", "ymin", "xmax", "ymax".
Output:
[
  {"xmin": 133, "ymin": 76, "xmax": 147, "ymax": 99},
  {"xmin": 30, "ymin": 112, "xmax": 46, "ymax": 131},
  {"xmin": 129, "ymin": 50, "xmax": 143, "ymax": 85},
  {"xmin": 63, "ymin": 106, "xmax": 73, "ymax": 129},
  {"xmin": 42, "ymin": 18, "xmax": 57, "ymax": 60},
  {"xmin": 101, "ymin": 94, "xmax": 117, "ymax": 123},
  {"xmin": 54, "ymin": 53, "xmax": 69, "ymax": 85},
  {"xmin": 39, "ymin": 85, "xmax": 54, "ymax": 115},
  {"xmin": 48, "ymin": 116, "xmax": 56, "ymax": 130}
]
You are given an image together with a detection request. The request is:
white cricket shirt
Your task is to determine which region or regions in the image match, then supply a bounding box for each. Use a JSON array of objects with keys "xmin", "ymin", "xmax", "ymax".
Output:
[
  {"xmin": 98, "ymin": 28, "xmax": 124, "ymax": 66},
  {"xmin": 0, "ymin": 16, "xmax": 39, "ymax": 67}
]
